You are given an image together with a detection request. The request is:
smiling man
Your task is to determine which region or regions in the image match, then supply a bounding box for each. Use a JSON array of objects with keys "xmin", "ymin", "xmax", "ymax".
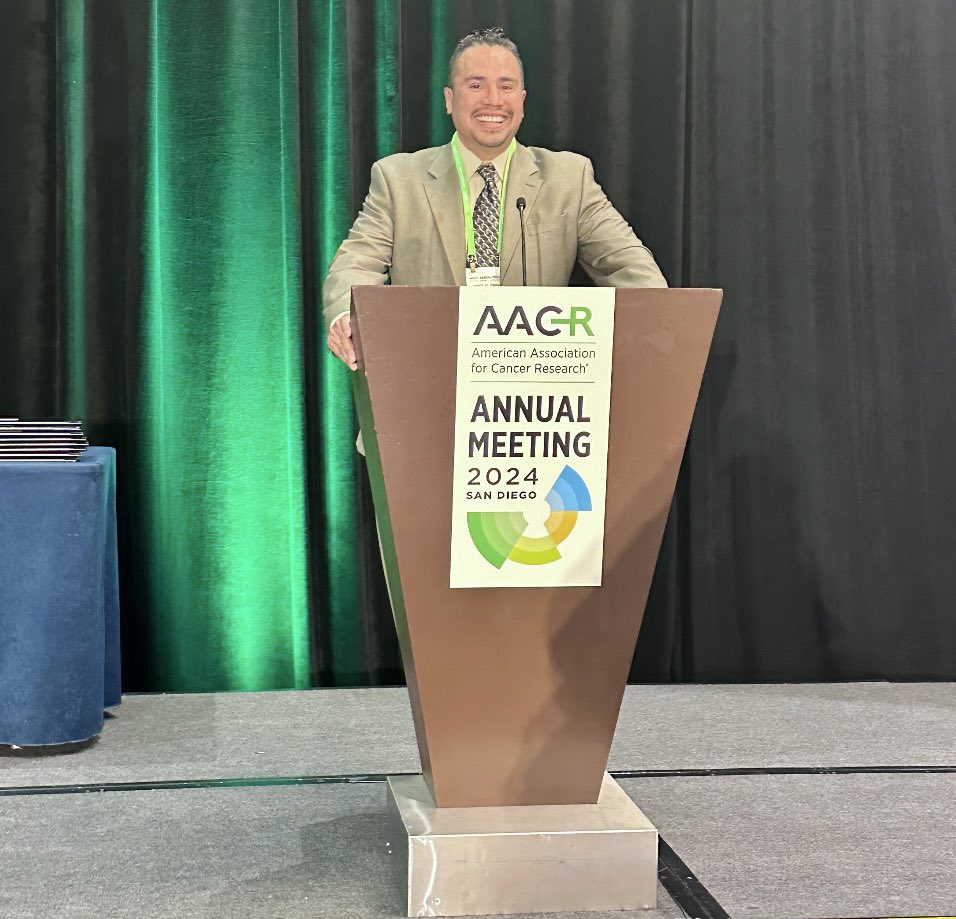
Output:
[{"xmin": 324, "ymin": 27, "xmax": 667, "ymax": 369}]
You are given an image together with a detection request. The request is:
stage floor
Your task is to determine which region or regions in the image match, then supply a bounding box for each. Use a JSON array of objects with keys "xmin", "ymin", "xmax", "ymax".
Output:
[{"xmin": 2, "ymin": 683, "xmax": 954, "ymax": 918}]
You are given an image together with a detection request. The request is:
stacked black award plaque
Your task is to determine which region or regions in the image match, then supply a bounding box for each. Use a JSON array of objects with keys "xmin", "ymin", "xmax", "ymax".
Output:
[{"xmin": 0, "ymin": 418, "xmax": 89, "ymax": 462}]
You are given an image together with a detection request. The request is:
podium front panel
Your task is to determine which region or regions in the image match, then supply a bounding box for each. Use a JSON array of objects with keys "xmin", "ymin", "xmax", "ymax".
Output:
[{"xmin": 351, "ymin": 286, "xmax": 720, "ymax": 806}]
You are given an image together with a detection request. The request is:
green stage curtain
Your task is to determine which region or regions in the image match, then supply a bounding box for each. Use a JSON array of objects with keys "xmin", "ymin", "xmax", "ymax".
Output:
[{"xmin": 140, "ymin": 1, "xmax": 311, "ymax": 690}]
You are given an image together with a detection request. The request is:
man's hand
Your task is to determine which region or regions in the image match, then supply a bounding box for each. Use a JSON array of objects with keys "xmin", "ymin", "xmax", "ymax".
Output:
[{"xmin": 327, "ymin": 314, "xmax": 357, "ymax": 370}]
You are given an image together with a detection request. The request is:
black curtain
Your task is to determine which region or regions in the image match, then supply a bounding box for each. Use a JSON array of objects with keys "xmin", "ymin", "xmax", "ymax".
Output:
[
  {"xmin": 1, "ymin": 0, "xmax": 158, "ymax": 682},
  {"xmin": 2, "ymin": 0, "xmax": 954, "ymax": 687},
  {"xmin": 679, "ymin": 0, "xmax": 956, "ymax": 679}
]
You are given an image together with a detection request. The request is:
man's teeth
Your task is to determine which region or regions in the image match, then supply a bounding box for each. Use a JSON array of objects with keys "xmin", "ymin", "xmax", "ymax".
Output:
[{"xmin": 477, "ymin": 115, "xmax": 505, "ymax": 123}]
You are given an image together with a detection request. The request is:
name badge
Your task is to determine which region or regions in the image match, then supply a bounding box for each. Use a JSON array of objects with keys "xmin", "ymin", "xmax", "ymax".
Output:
[{"xmin": 465, "ymin": 266, "xmax": 501, "ymax": 287}]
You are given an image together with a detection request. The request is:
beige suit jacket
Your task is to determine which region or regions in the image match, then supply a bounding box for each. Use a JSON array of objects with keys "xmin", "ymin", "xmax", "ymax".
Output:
[{"xmin": 322, "ymin": 142, "xmax": 666, "ymax": 329}]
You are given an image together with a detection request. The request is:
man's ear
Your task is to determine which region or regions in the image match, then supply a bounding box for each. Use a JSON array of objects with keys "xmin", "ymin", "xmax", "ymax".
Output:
[{"xmin": 443, "ymin": 86, "xmax": 453, "ymax": 115}]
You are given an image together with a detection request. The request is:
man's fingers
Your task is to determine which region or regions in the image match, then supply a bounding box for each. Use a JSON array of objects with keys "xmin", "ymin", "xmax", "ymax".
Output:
[
  {"xmin": 327, "ymin": 317, "xmax": 357, "ymax": 369},
  {"xmin": 327, "ymin": 329, "xmax": 351, "ymax": 365},
  {"xmin": 337, "ymin": 321, "xmax": 356, "ymax": 366}
]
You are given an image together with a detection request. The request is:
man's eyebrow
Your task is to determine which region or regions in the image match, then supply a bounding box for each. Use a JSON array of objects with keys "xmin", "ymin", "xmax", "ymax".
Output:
[{"xmin": 461, "ymin": 73, "xmax": 518, "ymax": 81}]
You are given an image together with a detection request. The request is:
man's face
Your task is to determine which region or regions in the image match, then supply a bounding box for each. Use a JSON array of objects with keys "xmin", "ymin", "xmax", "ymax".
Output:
[{"xmin": 444, "ymin": 44, "xmax": 526, "ymax": 159}]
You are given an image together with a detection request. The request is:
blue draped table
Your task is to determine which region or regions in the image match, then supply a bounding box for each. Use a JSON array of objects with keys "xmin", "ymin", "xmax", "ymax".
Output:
[{"xmin": 0, "ymin": 447, "xmax": 121, "ymax": 746}]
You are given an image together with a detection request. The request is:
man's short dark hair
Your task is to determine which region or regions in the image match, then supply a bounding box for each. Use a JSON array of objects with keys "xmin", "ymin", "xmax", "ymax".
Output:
[{"xmin": 447, "ymin": 27, "xmax": 524, "ymax": 86}]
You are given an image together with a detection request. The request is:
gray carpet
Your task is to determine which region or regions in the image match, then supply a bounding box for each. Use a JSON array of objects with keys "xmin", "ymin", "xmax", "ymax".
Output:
[
  {"xmin": 3, "ymin": 774, "xmax": 954, "ymax": 919},
  {"xmin": 3, "ymin": 684, "xmax": 955, "ymax": 918},
  {"xmin": 2, "ymin": 682, "xmax": 954, "ymax": 789},
  {"xmin": 0, "ymin": 784, "xmax": 684, "ymax": 919},
  {"xmin": 619, "ymin": 773, "xmax": 956, "ymax": 919}
]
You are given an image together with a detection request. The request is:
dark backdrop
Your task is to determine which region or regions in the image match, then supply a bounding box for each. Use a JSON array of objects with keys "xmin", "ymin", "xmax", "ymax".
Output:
[{"xmin": 2, "ymin": 0, "xmax": 954, "ymax": 689}]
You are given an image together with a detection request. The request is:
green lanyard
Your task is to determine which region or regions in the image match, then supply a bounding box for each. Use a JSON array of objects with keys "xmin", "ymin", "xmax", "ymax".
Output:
[{"xmin": 450, "ymin": 133, "xmax": 517, "ymax": 266}]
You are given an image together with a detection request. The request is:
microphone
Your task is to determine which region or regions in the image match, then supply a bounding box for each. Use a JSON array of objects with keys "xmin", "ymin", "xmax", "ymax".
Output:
[{"xmin": 516, "ymin": 197, "xmax": 527, "ymax": 286}]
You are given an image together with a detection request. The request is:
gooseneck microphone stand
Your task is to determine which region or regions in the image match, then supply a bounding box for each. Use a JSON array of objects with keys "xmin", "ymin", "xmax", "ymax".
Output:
[{"xmin": 516, "ymin": 197, "xmax": 527, "ymax": 285}]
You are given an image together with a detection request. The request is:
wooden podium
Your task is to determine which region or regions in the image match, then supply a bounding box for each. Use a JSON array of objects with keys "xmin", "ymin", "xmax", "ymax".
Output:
[{"xmin": 350, "ymin": 286, "xmax": 721, "ymax": 916}]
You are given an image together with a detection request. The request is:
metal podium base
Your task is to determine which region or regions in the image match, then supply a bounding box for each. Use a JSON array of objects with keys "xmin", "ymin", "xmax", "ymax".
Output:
[{"xmin": 385, "ymin": 773, "xmax": 658, "ymax": 917}]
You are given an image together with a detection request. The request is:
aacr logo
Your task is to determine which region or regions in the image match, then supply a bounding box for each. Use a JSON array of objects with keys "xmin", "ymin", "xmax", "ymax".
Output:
[{"xmin": 473, "ymin": 304, "xmax": 595, "ymax": 337}]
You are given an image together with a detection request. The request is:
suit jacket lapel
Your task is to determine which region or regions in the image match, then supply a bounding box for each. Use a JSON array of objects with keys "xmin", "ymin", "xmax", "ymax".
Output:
[
  {"xmin": 424, "ymin": 145, "xmax": 465, "ymax": 285},
  {"xmin": 501, "ymin": 143, "xmax": 542, "ymax": 282}
]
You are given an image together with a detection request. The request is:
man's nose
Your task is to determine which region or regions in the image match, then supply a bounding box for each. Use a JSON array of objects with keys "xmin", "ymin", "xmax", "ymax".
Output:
[{"xmin": 483, "ymin": 84, "xmax": 502, "ymax": 106}]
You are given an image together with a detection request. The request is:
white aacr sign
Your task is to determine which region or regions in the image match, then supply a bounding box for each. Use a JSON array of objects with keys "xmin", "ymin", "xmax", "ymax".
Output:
[{"xmin": 449, "ymin": 287, "xmax": 615, "ymax": 588}]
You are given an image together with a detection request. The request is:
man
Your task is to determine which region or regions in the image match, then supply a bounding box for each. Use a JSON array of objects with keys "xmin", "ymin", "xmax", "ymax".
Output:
[{"xmin": 324, "ymin": 27, "xmax": 666, "ymax": 369}]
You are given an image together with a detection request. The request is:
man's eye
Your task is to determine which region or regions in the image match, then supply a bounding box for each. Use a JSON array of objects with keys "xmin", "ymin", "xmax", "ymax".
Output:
[{"xmin": 470, "ymin": 83, "xmax": 481, "ymax": 90}]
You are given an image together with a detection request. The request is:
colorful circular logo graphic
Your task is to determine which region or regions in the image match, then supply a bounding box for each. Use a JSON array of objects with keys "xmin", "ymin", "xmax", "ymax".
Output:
[{"xmin": 467, "ymin": 466, "xmax": 592, "ymax": 568}]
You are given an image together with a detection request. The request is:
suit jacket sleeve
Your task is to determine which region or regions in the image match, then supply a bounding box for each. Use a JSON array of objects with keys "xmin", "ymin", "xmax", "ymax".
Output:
[
  {"xmin": 575, "ymin": 158, "xmax": 668, "ymax": 288},
  {"xmin": 322, "ymin": 160, "xmax": 395, "ymax": 330}
]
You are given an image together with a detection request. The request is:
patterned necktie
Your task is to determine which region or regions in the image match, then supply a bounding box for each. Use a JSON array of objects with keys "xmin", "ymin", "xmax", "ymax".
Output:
[{"xmin": 473, "ymin": 162, "xmax": 500, "ymax": 268}]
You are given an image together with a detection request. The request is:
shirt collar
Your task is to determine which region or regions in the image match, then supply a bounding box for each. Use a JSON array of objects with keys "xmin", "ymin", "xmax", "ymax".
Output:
[{"xmin": 457, "ymin": 140, "xmax": 512, "ymax": 180}]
